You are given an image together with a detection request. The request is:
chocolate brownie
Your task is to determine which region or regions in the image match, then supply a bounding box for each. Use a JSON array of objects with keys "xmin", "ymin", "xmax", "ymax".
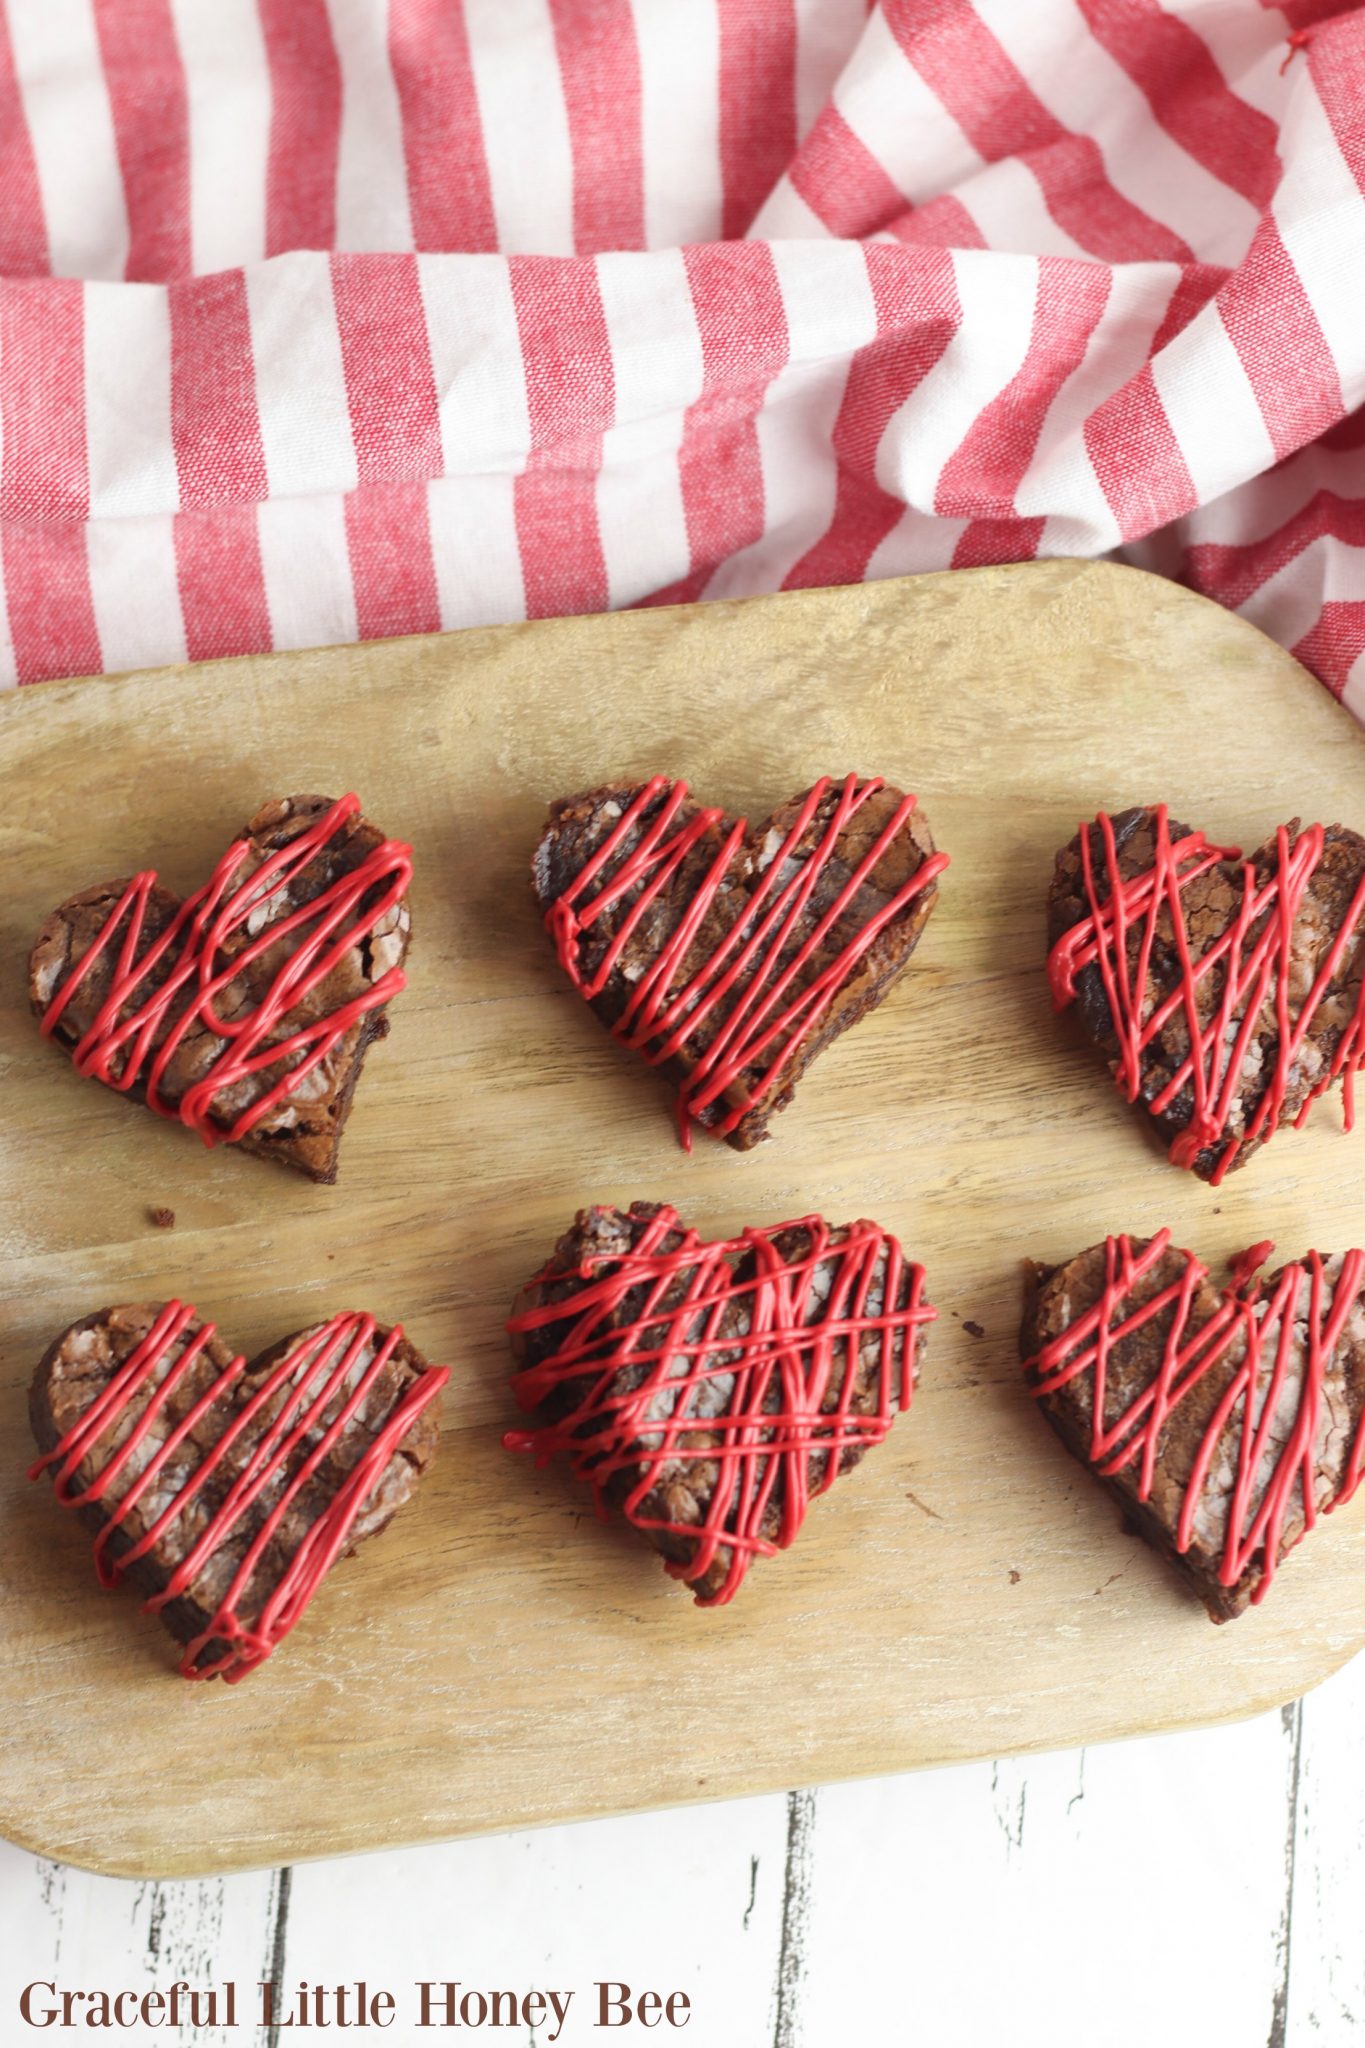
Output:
[
  {"xmin": 507, "ymin": 1201, "xmax": 933, "ymax": 1603},
  {"xmin": 29, "ymin": 794, "xmax": 412, "ymax": 1183},
  {"xmin": 532, "ymin": 776, "xmax": 945, "ymax": 1148},
  {"xmin": 1048, "ymin": 806, "xmax": 1365, "ymax": 1180},
  {"xmin": 1021, "ymin": 1231, "xmax": 1365, "ymax": 1619},
  {"xmin": 30, "ymin": 1302, "xmax": 443, "ymax": 1678}
]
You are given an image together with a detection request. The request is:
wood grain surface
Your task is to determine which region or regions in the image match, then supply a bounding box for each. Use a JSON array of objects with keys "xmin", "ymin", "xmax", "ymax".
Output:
[{"xmin": 3, "ymin": 559, "xmax": 1364, "ymax": 1880}]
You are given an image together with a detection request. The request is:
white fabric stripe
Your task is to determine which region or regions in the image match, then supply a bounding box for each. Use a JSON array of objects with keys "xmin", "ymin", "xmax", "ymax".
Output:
[
  {"xmin": 0, "ymin": 554, "xmax": 18, "ymax": 687},
  {"xmin": 829, "ymin": 9, "xmax": 985, "ymax": 206},
  {"xmin": 246, "ymin": 253, "xmax": 359, "ymax": 499},
  {"xmin": 595, "ymin": 449, "xmax": 692, "ymax": 607},
  {"xmin": 631, "ymin": 0, "xmax": 722, "ymax": 249},
  {"xmin": 1176, "ymin": 3, "xmax": 1296, "ymax": 122},
  {"xmin": 8, "ymin": 0, "xmax": 129, "ymax": 280},
  {"xmin": 1238, "ymin": 532, "xmax": 1365, "ymax": 650},
  {"xmin": 1016, "ymin": 262, "xmax": 1182, "ymax": 552},
  {"xmin": 83, "ymin": 282, "xmax": 180, "ymax": 520},
  {"xmin": 750, "ymin": 177, "xmax": 830, "ymax": 240},
  {"xmin": 793, "ymin": 0, "xmax": 867, "ymax": 143},
  {"xmin": 463, "ymin": 0, "xmax": 574, "ymax": 256},
  {"xmin": 0, "ymin": 314, "xmax": 11, "ymax": 684},
  {"xmin": 1176, "ymin": 440, "xmax": 1365, "ymax": 550},
  {"xmin": 85, "ymin": 513, "xmax": 187, "ymax": 672},
  {"xmin": 707, "ymin": 237, "xmax": 878, "ymax": 596},
  {"xmin": 1227, "ymin": 40, "xmax": 1298, "ymax": 125},
  {"xmin": 331, "ymin": 0, "xmax": 415, "ymax": 252},
  {"xmin": 865, "ymin": 508, "xmax": 970, "ymax": 580},
  {"xmin": 171, "ymin": 0, "xmax": 270, "ymax": 271},
  {"xmin": 427, "ymin": 474, "xmax": 526, "ymax": 626},
  {"xmin": 416, "ymin": 253, "xmax": 532, "ymax": 475},
  {"xmin": 595, "ymin": 248, "xmax": 702, "ymax": 607},
  {"xmin": 256, "ymin": 494, "xmax": 359, "ymax": 651},
  {"xmin": 1344, "ymin": 644, "xmax": 1365, "ymax": 723},
  {"xmin": 953, "ymin": 156, "xmax": 1094, "ymax": 262},
  {"xmin": 595, "ymin": 248, "xmax": 704, "ymax": 422},
  {"xmin": 1151, "ymin": 301, "xmax": 1277, "ymax": 508},
  {"xmin": 977, "ymin": 0, "xmax": 1262, "ymax": 266},
  {"xmin": 877, "ymin": 248, "xmax": 1039, "ymax": 511},
  {"xmin": 1274, "ymin": 82, "xmax": 1365, "ymax": 415}
]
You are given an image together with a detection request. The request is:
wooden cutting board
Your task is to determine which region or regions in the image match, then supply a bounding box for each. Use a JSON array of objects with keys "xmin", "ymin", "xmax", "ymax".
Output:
[{"xmin": 3, "ymin": 559, "xmax": 1364, "ymax": 1880}]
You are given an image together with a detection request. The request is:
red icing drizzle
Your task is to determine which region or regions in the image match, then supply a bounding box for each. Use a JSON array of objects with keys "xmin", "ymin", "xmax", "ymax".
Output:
[
  {"xmin": 29, "ymin": 1304, "xmax": 448, "ymax": 1681},
  {"xmin": 504, "ymin": 1206, "xmax": 934, "ymax": 1604},
  {"xmin": 1048, "ymin": 805, "xmax": 1365, "ymax": 1184},
  {"xmin": 545, "ymin": 775, "xmax": 949, "ymax": 1148},
  {"xmin": 1024, "ymin": 1230, "xmax": 1365, "ymax": 1603},
  {"xmin": 40, "ymin": 794, "xmax": 412, "ymax": 1147}
]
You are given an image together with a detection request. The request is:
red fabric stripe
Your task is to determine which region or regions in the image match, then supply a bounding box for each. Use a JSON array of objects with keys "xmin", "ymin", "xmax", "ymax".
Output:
[
  {"xmin": 886, "ymin": 194, "xmax": 988, "ymax": 250},
  {"xmin": 174, "ymin": 504, "xmax": 271, "ymax": 662},
  {"xmin": 1292, "ymin": 601, "xmax": 1365, "ymax": 698},
  {"xmin": 3, "ymin": 523, "xmax": 101, "ymax": 683},
  {"xmin": 1076, "ymin": 0, "xmax": 1279, "ymax": 211},
  {"xmin": 1150, "ymin": 261, "xmax": 1225, "ymax": 354},
  {"xmin": 1323, "ymin": 407, "xmax": 1365, "ymax": 454},
  {"xmin": 332, "ymin": 253, "xmax": 444, "ymax": 483},
  {"xmin": 548, "ymin": 0, "xmax": 645, "ymax": 255},
  {"xmin": 887, "ymin": 0, "xmax": 1193, "ymax": 264},
  {"xmin": 260, "ymin": 0, "xmax": 343, "ymax": 256},
  {"xmin": 0, "ymin": 276, "xmax": 100, "ymax": 682},
  {"xmin": 641, "ymin": 564, "xmax": 714, "ymax": 610},
  {"xmin": 92, "ymin": 0, "xmax": 191, "ymax": 282},
  {"xmin": 1083, "ymin": 363, "xmax": 1195, "ymax": 541},
  {"xmin": 0, "ymin": 279, "xmax": 88, "ymax": 521},
  {"xmin": 646, "ymin": 242, "xmax": 789, "ymax": 604},
  {"xmin": 951, "ymin": 514, "xmax": 1046, "ymax": 568},
  {"xmin": 169, "ymin": 271, "xmax": 270, "ymax": 508},
  {"xmin": 1218, "ymin": 217, "xmax": 1344, "ymax": 462},
  {"xmin": 1274, "ymin": 2, "xmax": 1359, "ymax": 33},
  {"xmin": 1187, "ymin": 492, "xmax": 1365, "ymax": 611},
  {"xmin": 509, "ymin": 255, "xmax": 614, "ymax": 619},
  {"xmin": 784, "ymin": 243, "xmax": 960, "ymax": 591},
  {"xmin": 718, "ymin": 0, "xmax": 798, "ymax": 240},
  {"xmin": 344, "ymin": 480, "xmax": 441, "ymax": 642},
  {"xmin": 390, "ymin": 0, "xmax": 498, "ymax": 255},
  {"xmin": 168, "ymin": 272, "xmax": 270, "ymax": 655},
  {"xmin": 787, "ymin": 104, "xmax": 909, "ymax": 240},
  {"xmin": 1307, "ymin": 18, "xmax": 1365, "ymax": 192},
  {"xmin": 938, "ymin": 258, "xmax": 1112, "ymax": 519},
  {"xmin": 0, "ymin": 6, "xmax": 48, "ymax": 276}
]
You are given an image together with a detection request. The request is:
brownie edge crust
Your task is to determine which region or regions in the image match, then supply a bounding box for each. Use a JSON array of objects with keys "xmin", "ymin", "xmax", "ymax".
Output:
[
  {"xmin": 30, "ymin": 1303, "xmax": 441, "ymax": 1674},
  {"xmin": 508, "ymin": 1201, "xmax": 930, "ymax": 1603},
  {"xmin": 531, "ymin": 778, "xmax": 942, "ymax": 1149},
  {"xmin": 1021, "ymin": 1236, "xmax": 1365, "ymax": 1621},
  {"xmin": 28, "ymin": 793, "xmax": 412, "ymax": 1183}
]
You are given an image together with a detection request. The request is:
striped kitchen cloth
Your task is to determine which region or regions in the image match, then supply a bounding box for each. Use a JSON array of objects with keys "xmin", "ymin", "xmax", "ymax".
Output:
[{"xmin": 0, "ymin": 1, "xmax": 1362, "ymax": 707}]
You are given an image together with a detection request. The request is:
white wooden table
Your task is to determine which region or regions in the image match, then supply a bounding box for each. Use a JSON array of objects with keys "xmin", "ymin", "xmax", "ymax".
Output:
[{"xmin": 5, "ymin": 1651, "xmax": 1362, "ymax": 2046}]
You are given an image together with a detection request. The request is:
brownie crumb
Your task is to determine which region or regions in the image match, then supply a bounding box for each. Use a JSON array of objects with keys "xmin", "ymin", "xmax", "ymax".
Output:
[
  {"xmin": 1009, "ymin": 1568, "xmax": 1021, "ymax": 1585},
  {"xmin": 148, "ymin": 1205, "xmax": 176, "ymax": 1230},
  {"xmin": 963, "ymin": 1319, "xmax": 985, "ymax": 1339}
]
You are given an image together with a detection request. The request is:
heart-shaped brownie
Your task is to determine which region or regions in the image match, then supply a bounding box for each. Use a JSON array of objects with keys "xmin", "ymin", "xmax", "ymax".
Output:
[
  {"xmin": 1021, "ymin": 1230, "xmax": 1365, "ymax": 1619},
  {"xmin": 532, "ymin": 775, "xmax": 948, "ymax": 1149},
  {"xmin": 505, "ymin": 1202, "xmax": 934, "ymax": 1604},
  {"xmin": 29, "ymin": 793, "xmax": 412, "ymax": 1183},
  {"xmin": 1048, "ymin": 805, "xmax": 1365, "ymax": 1183},
  {"xmin": 29, "ymin": 1300, "xmax": 447, "ymax": 1680}
]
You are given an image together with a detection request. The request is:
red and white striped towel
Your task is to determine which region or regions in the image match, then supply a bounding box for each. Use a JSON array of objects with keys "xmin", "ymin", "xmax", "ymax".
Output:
[{"xmin": 0, "ymin": 2, "xmax": 1362, "ymax": 711}]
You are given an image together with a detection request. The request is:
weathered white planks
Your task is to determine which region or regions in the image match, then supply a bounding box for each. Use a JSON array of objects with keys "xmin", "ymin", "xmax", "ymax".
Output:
[
  {"xmin": 4, "ymin": 1650, "xmax": 1364, "ymax": 2046},
  {"xmin": 0, "ymin": 1849, "xmax": 281, "ymax": 2048}
]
